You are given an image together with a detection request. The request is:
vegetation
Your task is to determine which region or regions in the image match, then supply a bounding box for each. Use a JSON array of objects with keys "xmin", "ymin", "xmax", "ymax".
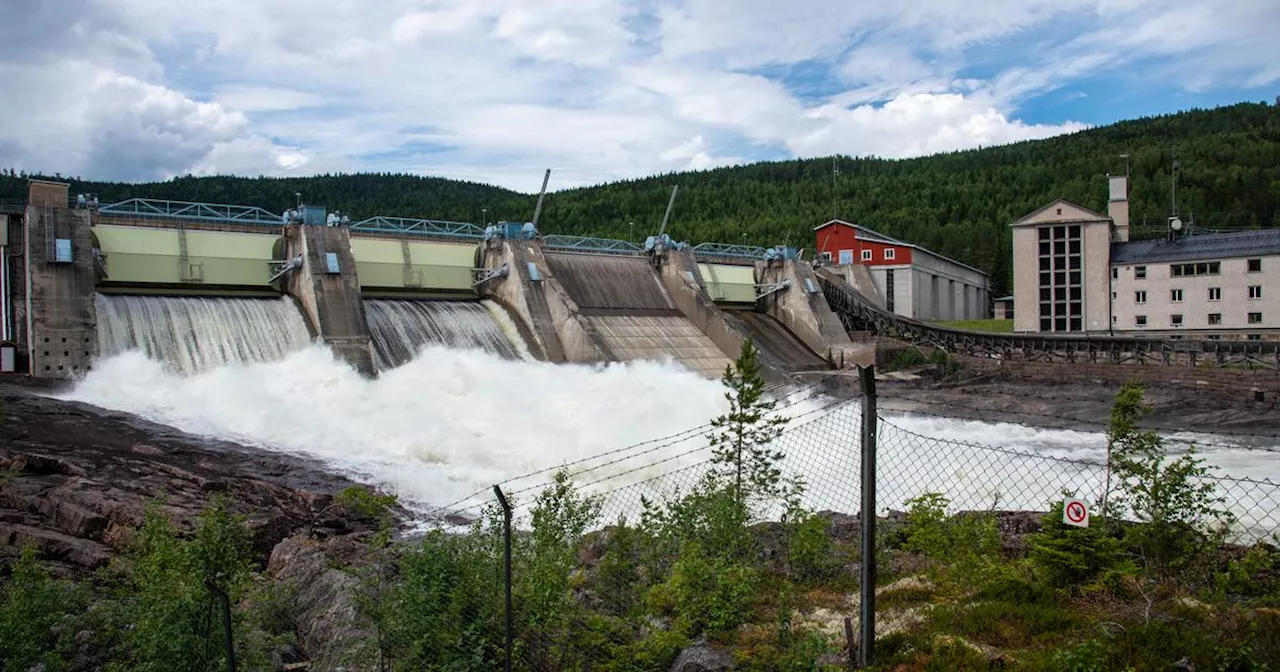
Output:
[
  {"xmin": 933, "ymin": 318, "xmax": 1014, "ymax": 333},
  {"xmin": 3, "ymin": 376, "xmax": 1279, "ymax": 670},
  {"xmin": 4, "ymin": 102, "xmax": 1279, "ymax": 294}
]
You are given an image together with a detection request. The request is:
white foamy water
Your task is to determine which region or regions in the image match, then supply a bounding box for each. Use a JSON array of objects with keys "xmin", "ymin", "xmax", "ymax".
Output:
[{"xmin": 62, "ymin": 345, "xmax": 736, "ymax": 510}]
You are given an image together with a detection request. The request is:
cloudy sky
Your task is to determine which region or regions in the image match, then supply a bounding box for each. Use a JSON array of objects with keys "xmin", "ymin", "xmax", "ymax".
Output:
[{"xmin": 1, "ymin": 0, "xmax": 1277, "ymax": 192}]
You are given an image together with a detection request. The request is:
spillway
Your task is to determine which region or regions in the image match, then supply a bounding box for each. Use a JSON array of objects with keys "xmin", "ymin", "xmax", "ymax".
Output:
[
  {"xmin": 728, "ymin": 309, "xmax": 828, "ymax": 372},
  {"xmin": 365, "ymin": 299, "xmax": 525, "ymax": 371},
  {"xmin": 95, "ymin": 294, "xmax": 313, "ymax": 375},
  {"xmin": 544, "ymin": 252, "xmax": 731, "ymax": 376}
]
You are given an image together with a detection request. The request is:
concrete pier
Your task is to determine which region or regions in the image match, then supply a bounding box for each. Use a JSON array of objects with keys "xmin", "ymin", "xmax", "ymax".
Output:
[
  {"xmin": 20, "ymin": 181, "xmax": 98, "ymax": 378},
  {"xmin": 757, "ymin": 257, "xmax": 870, "ymax": 367},
  {"xmin": 282, "ymin": 224, "xmax": 377, "ymax": 376}
]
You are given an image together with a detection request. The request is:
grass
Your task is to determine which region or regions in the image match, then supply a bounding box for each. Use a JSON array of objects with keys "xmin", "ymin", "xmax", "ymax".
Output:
[{"xmin": 932, "ymin": 318, "xmax": 1014, "ymax": 333}]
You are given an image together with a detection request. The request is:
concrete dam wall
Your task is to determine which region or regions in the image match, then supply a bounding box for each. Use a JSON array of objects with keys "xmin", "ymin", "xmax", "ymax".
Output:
[
  {"xmin": 541, "ymin": 252, "xmax": 731, "ymax": 377},
  {"xmin": 364, "ymin": 299, "xmax": 526, "ymax": 371}
]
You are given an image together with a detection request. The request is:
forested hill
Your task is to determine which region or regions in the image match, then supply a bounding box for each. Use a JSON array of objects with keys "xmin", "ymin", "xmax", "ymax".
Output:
[{"xmin": 4, "ymin": 102, "xmax": 1279, "ymax": 294}]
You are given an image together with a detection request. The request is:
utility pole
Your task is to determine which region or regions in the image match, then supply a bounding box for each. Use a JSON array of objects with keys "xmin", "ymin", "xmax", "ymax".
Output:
[
  {"xmin": 832, "ymin": 155, "xmax": 839, "ymax": 220},
  {"xmin": 1170, "ymin": 148, "xmax": 1179, "ymax": 218}
]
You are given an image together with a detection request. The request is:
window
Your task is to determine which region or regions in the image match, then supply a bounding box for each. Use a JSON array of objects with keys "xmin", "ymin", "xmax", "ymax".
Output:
[
  {"xmin": 883, "ymin": 248, "xmax": 895, "ymax": 261},
  {"xmin": 838, "ymin": 249, "xmax": 853, "ymax": 265},
  {"xmin": 821, "ymin": 251, "xmax": 832, "ymax": 262},
  {"xmin": 1170, "ymin": 262, "xmax": 1221, "ymax": 277},
  {"xmin": 1170, "ymin": 289, "xmax": 1183, "ymax": 303},
  {"xmin": 1134, "ymin": 290, "xmax": 1147, "ymax": 304},
  {"xmin": 1248, "ymin": 285, "xmax": 1262, "ymax": 300},
  {"xmin": 1209, "ymin": 287, "xmax": 1221, "ymax": 301},
  {"xmin": 861, "ymin": 249, "xmax": 873, "ymax": 261},
  {"xmin": 1248, "ymin": 258, "xmax": 1262, "ymax": 273},
  {"xmin": 1248, "ymin": 334, "xmax": 1263, "ymax": 341},
  {"xmin": 1135, "ymin": 315, "xmax": 1147, "ymax": 327},
  {"xmin": 1111, "ymin": 267, "xmax": 1118, "ymax": 280},
  {"xmin": 885, "ymin": 269, "xmax": 895, "ymax": 313},
  {"xmin": 1248, "ymin": 312, "xmax": 1263, "ymax": 324},
  {"xmin": 1135, "ymin": 266, "xmax": 1147, "ymax": 279},
  {"xmin": 1208, "ymin": 313, "xmax": 1222, "ymax": 325},
  {"xmin": 1037, "ymin": 224, "xmax": 1083, "ymax": 332},
  {"xmin": 1171, "ymin": 314, "xmax": 1183, "ymax": 327}
]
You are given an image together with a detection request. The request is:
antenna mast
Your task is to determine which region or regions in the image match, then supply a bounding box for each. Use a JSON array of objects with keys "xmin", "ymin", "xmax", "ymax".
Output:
[{"xmin": 1170, "ymin": 149, "xmax": 1179, "ymax": 218}]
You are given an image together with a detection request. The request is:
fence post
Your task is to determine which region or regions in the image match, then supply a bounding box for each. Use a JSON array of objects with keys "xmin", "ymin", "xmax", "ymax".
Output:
[
  {"xmin": 858, "ymin": 365, "xmax": 877, "ymax": 668},
  {"xmin": 493, "ymin": 485, "xmax": 513, "ymax": 672},
  {"xmin": 205, "ymin": 581, "xmax": 236, "ymax": 672}
]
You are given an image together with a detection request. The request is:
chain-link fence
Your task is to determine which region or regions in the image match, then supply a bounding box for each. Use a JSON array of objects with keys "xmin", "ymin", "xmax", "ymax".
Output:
[{"xmin": 394, "ymin": 369, "xmax": 1280, "ymax": 670}]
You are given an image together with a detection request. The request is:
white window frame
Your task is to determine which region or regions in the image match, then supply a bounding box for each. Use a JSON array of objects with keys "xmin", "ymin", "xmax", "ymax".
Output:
[
  {"xmin": 821, "ymin": 251, "xmax": 832, "ymax": 262},
  {"xmin": 1248, "ymin": 312, "xmax": 1263, "ymax": 325},
  {"xmin": 838, "ymin": 249, "xmax": 853, "ymax": 265},
  {"xmin": 1135, "ymin": 266, "xmax": 1147, "ymax": 279},
  {"xmin": 1248, "ymin": 285, "xmax": 1263, "ymax": 300},
  {"xmin": 1134, "ymin": 290, "xmax": 1147, "ymax": 304},
  {"xmin": 1135, "ymin": 315, "xmax": 1147, "ymax": 328},
  {"xmin": 884, "ymin": 248, "xmax": 896, "ymax": 261},
  {"xmin": 1208, "ymin": 287, "xmax": 1221, "ymax": 302},
  {"xmin": 1170, "ymin": 288, "xmax": 1183, "ymax": 303},
  {"xmin": 861, "ymin": 249, "xmax": 873, "ymax": 261},
  {"xmin": 1171, "ymin": 314, "xmax": 1183, "ymax": 327}
]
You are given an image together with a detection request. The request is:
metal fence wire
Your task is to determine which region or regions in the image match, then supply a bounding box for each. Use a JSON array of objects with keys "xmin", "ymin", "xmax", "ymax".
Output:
[{"xmin": 413, "ymin": 368, "xmax": 1280, "ymax": 670}]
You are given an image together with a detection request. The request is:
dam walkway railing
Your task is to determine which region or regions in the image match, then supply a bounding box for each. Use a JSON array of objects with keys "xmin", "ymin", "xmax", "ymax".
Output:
[{"xmin": 817, "ymin": 270, "xmax": 1280, "ymax": 370}]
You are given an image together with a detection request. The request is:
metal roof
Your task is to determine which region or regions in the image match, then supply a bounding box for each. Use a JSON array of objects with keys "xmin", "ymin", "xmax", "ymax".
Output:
[
  {"xmin": 1111, "ymin": 229, "xmax": 1280, "ymax": 265},
  {"xmin": 815, "ymin": 219, "xmax": 989, "ymax": 278}
]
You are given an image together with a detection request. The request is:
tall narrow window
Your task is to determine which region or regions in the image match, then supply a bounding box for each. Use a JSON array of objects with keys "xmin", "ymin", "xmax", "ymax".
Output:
[
  {"xmin": 1036, "ymin": 225, "xmax": 1083, "ymax": 332},
  {"xmin": 885, "ymin": 269, "xmax": 895, "ymax": 313},
  {"xmin": 1208, "ymin": 287, "xmax": 1221, "ymax": 301},
  {"xmin": 1135, "ymin": 290, "xmax": 1147, "ymax": 304}
]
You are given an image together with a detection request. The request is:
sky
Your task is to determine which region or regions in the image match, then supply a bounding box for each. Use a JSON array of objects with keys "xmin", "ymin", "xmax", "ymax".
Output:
[{"xmin": 0, "ymin": 0, "xmax": 1277, "ymax": 193}]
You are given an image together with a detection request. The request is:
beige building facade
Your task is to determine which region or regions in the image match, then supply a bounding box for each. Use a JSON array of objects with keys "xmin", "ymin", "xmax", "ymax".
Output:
[{"xmin": 1012, "ymin": 175, "xmax": 1280, "ymax": 337}]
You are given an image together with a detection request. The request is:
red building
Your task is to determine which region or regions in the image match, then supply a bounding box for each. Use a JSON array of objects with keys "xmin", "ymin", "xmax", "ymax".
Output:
[{"xmin": 814, "ymin": 220, "xmax": 989, "ymax": 321}]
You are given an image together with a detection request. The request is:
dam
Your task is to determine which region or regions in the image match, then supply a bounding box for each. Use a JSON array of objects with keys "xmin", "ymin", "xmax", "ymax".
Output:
[{"xmin": 1, "ymin": 180, "xmax": 855, "ymax": 382}]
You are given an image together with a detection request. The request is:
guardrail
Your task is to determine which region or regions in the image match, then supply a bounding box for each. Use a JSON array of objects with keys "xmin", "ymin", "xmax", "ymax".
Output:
[{"xmin": 817, "ymin": 268, "xmax": 1280, "ymax": 370}]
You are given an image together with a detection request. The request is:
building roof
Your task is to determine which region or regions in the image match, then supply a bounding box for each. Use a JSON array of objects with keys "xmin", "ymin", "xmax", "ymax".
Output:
[
  {"xmin": 814, "ymin": 219, "xmax": 989, "ymax": 278},
  {"xmin": 1110, "ymin": 228, "xmax": 1280, "ymax": 265},
  {"xmin": 994, "ymin": 295, "xmax": 1015, "ymax": 302},
  {"xmin": 1009, "ymin": 199, "xmax": 1110, "ymax": 227}
]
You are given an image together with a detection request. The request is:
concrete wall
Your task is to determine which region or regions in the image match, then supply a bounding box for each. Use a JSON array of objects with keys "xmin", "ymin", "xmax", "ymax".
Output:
[
  {"xmin": 1010, "ymin": 201, "xmax": 1112, "ymax": 333},
  {"xmin": 759, "ymin": 258, "xmax": 868, "ymax": 366},
  {"xmin": 909, "ymin": 251, "xmax": 988, "ymax": 321},
  {"xmin": 284, "ymin": 225, "xmax": 376, "ymax": 376},
  {"xmin": 23, "ymin": 182, "xmax": 98, "ymax": 378},
  {"xmin": 1083, "ymin": 220, "xmax": 1111, "ymax": 331},
  {"xmin": 697, "ymin": 262, "xmax": 756, "ymax": 303}
]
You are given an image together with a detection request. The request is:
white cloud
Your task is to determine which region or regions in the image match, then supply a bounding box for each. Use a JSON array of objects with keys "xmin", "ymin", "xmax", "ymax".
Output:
[{"xmin": 0, "ymin": 0, "xmax": 1275, "ymax": 191}]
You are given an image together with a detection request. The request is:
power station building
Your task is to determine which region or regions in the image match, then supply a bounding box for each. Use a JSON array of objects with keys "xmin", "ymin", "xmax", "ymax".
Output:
[
  {"xmin": 1011, "ymin": 176, "xmax": 1280, "ymax": 337},
  {"xmin": 815, "ymin": 220, "xmax": 991, "ymax": 321}
]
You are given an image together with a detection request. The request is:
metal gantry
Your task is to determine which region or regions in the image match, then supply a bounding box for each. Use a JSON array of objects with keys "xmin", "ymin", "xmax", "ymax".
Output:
[
  {"xmin": 350, "ymin": 216, "xmax": 485, "ymax": 239},
  {"xmin": 541, "ymin": 235, "xmax": 643, "ymax": 255},
  {"xmin": 691, "ymin": 242, "xmax": 769, "ymax": 261},
  {"xmin": 97, "ymin": 198, "xmax": 282, "ymax": 227}
]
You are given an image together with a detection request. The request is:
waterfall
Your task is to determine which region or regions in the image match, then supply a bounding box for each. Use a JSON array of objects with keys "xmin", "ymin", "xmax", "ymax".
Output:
[
  {"xmin": 95, "ymin": 294, "xmax": 313, "ymax": 375},
  {"xmin": 365, "ymin": 299, "xmax": 524, "ymax": 371}
]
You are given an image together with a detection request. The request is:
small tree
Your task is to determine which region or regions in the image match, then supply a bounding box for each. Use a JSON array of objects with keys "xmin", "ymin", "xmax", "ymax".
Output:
[
  {"xmin": 707, "ymin": 338, "xmax": 790, "ymax": 506},
  {"xmin": 1106, "ymin": 381, "xmax": 1230, "ymax": 574}
]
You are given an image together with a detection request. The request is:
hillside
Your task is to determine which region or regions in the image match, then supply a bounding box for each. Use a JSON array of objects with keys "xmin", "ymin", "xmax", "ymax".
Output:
[{"xmin": 4, "ymin": 102, "xmax": 1278, "ymax": 294}]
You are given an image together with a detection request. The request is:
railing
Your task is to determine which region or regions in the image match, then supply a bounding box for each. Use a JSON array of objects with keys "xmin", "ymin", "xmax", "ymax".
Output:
[
  {"xmin": 541, "ymin": 235, "xmax": 642, "ymax": 255},
  {"xmin": 98, "ymin": 198, "xmax": 282, "ymax": 227},
  {"xmin": 690, "ymin": 242, "xmax": 768, "ymax": 261},
  {"xmin": 817, "ymin": 268, "xmax": 1280, "ymax": 370},
  {"xmin": 350, "ymin": 216, "xmax": 484, "ymax": 240}
]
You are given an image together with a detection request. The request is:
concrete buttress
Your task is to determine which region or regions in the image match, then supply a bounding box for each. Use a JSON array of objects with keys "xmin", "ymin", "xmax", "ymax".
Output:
[
  {"xmin": 283, "ymin": 225, "xmax": 376, "ymax": 376},
  {"xmin": 23, "ymin": 180, "xmax": 97, "ymax": 379},
  {"xmin": 757, "ymin": 258, "xmax": 871, "ymax": 368}
]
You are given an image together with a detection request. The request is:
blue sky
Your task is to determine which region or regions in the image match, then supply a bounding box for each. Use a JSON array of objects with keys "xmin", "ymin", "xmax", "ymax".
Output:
[{"xmin": 0, "ymin": 0, "xmax": 1276, "ymax": 192}]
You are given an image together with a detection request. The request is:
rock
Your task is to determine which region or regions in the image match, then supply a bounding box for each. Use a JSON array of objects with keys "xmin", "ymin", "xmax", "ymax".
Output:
[
  {"xmin": 269, "ymin": 534, "xmax": 377, "ymax": 672},
  {"xmin": 0, "ymin": 389, "xmax": 377, "ymax": 574},
  {"xmin": 668, "ymin": 642, "xmax": 734, "ymax": 671},
  {"xmin": 1173, "ymin": 657, "xmax": 1196, "ymax": 671},
  {"xmin": 74, "ymin": 630, "xmax": 94, "ymax": 647}
]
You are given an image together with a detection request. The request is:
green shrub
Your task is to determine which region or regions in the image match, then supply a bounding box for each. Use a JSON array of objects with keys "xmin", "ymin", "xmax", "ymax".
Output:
[
  {"xmin": 0, "ymin": 545, "xmax": 86, "ymax": 671},
  {"xmin": 595, "ymin": 519, "xmax": 642, "ymax": 618},
  {"xmin": 1029, "ymin": 501, "xmax": 1131, "ymax": 589},
  {"xmin": 901, "ymin": 493, "xmax": 999, "ymax": 565},
  {"xmin": 1051, "ymin": 638, "xmax": 1109, "ymax": 672},
  {"xmin": 647, "ymin": 543, "xmax": 757, "ymax": 638}
]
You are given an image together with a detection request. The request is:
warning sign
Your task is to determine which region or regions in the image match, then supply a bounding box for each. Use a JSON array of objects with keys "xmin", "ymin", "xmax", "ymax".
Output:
[{"xmin": 1063, "ymin": 498, "xmax": 1090, "ymax": 528}]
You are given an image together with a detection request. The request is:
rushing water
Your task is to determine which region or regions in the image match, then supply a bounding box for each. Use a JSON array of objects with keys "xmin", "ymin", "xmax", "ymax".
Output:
[
  {"xmin": 365, "ymin": 299, "xmax": 525, "ymax": 371},
  {"xmin": 96, "ymin": 294, "xmax": 312, "ymax": 375}
]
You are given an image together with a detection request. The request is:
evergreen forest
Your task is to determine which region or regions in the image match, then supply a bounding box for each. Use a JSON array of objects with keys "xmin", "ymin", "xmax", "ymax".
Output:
[{"xmin": 3, "ymin": 102, "xmax": 1278, "ymax": 295}]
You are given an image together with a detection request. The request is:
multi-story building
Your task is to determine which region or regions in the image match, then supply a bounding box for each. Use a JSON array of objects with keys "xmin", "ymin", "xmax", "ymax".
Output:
[
  {"xmin": 815, "ymin": 220, "xmax": 990, "ymax": 321},
  {"xmin": 1011, "ymin": 176, "xmax": 1280, "ymax": 337}
]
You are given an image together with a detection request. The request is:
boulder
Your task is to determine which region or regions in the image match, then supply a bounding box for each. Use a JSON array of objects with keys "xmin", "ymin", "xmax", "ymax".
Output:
[
  {"xmin": 669, "ymin": 642, "xmax": 735, "ymax": 672},
  {"xmin": 269, "ymin": 534, "xmax": 378, "ymax": 672}
]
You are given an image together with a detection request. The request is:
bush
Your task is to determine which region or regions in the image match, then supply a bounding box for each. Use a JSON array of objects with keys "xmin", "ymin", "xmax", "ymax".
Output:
[
  {"xmin": 1029, "ymin": 501, "xmax": 1131, "ymax": 589},
  {"xmin": 901, "ymin": 493, "xmax": 999, "ymax": 565},
  {"xmin": 647, "ymin": 543, "xmax": 757, "ymax": 638},
  {"xmin": 0, "ymin": 545, "xmax": 86, "ymax": 671}
]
